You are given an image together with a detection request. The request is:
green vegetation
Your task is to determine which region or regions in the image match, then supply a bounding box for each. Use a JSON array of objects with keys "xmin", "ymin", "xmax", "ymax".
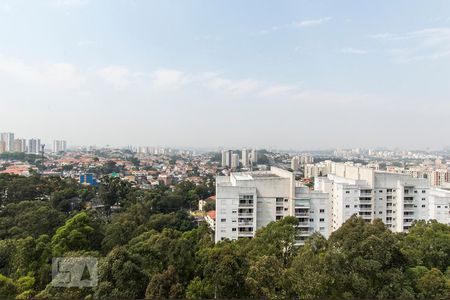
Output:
[{"xmin": 0, "ymin": 172, "xmax": 448, "ymax": 299}]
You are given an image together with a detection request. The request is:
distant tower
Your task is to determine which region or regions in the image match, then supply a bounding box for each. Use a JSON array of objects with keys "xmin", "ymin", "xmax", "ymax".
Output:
[
  {"xmin": 251, "ymin": 149, "xmax": 258, "ymax": 164},
  {"xmin": 231, "ymin": 153, "xmax": 239, "ymax": 169},
  {"xmin": 242, "ymin": 148, "xmax": 249, "ymax": 167},
  {"xmin": 221, "ymin": 150, "xmax": 232, "ymax": 167}
]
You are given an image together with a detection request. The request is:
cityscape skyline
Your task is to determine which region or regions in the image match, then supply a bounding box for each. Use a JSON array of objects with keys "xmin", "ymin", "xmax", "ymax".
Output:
[{"xmin": 1, "ymin": 1, "xmax": 450, "ymax": 149}]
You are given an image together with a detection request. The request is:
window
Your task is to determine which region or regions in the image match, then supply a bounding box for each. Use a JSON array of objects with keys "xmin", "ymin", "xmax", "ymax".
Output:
[
  {"xmin": 437, "ymin": 205, "xmax": 441, "ymax": 208},
  {"xmin": 346, "ymin": 191, "xmax": 350, "ymax": 194},
  {"xmin": 345, "ymin": 205, "xmax": 350, "ymax": 208},
  {"xmin": 319, "ymin": 227, "xmax": 325, "ymax": 230},
  {"xmin": 422, "ymin": 198, "xmax": 426, "ymax": 201},
  {"xmin": 422, "ymin": 190, "xmax": 426, "ymax": 193},
  {"xmin": 379, "ymin": 190, "xmax": 383, "ymax": 193},
  {"xmin": 232, "ymin": 219, "xmax": 237, "ymax": 223},
  {"xmin": 354, "ymin": 205, "xmax": 358, "ymax": 208},
  {"xmin": 232, "ymin": 210, "xmax": 237, "ymax": 214},
  {"xmin": 320, "ymin": 218, "xmax": 324, "ymax": 222},
  {"xmin": 379, "ymin": 211, "xmax": 383, "ymax": 214},
  {"xmin": 309, "ymin": 218, "xmax": 314, "ymax": 222},
  {"xmin": 320, "ymin": 209, "xmax": 325, "ymax": 213},
  {"xmin": 414, "ymin": 190, "xmax": 418, "ymax": 193},
  {"xmin": 221, "ymin": 218, "xmax": 226, "ymax": 222},
  {"xmin": 232, "ymin": 228, "xmax": 236, "ymax": 232},
  {"xmin": 421, "ymin": 205, "xmax": 425, "ymax": 208}
]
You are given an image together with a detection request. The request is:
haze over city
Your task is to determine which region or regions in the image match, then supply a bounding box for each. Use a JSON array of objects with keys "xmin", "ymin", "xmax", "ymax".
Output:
[{"xmin": 1, "ymin": 0, "xmax": 449, "ymax": 149}]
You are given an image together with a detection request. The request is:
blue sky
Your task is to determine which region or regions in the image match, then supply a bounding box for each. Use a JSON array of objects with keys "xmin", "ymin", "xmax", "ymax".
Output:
[{"xmin": 1, "ymin": 0, "xmax": 449, "ymax": 149}]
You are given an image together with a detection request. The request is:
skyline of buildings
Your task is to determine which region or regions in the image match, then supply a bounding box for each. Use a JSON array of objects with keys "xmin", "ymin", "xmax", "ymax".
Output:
[{"xmin": 0, "ymin": 131, "xmax": 67, "ymax": 154}]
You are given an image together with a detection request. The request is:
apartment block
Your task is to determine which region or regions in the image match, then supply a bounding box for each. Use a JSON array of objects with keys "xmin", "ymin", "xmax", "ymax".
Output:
[
  {"xmin": 215, "ymin": 167, "xmax": 331, "ymax": 243},
  {"xmin": 215, "ymin": 163, "xmax": 450, "ymax": 244},
  {"xmin": 315, "ymin": 163, "xmax": 450, "ymax": 232}
]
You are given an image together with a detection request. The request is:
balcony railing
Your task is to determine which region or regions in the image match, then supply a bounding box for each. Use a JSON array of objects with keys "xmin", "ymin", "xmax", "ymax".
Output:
[
  {"xmin": 238, "ymin": 203, "xmax": 254, "ymax": 208},
  {"xmin": 238, "ymin": 213, "xmax": 253, "ymax": 217},
  {"xmin": 238, "ymin": 221, "xmax": 253, "ymax": 226},
  {"xmin": 295, "ymin": 213, "xmax": 309, "ymax": 217}
]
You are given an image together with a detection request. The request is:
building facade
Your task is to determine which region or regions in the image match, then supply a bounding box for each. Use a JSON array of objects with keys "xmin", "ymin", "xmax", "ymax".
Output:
[
  {"xmin": 215, "ymin": 163, "xmax": 450, "ymax": 244},
  {"xmin": 0, "ymin": 132, "xmax": 14, "ymax": 152},
  {"xmin": 215, "ymin": 167, "xmax": 331, "ymax": 243},
  {"xmin": 53, "ymin": 140, "xmax": 67, "ymax": 153}
]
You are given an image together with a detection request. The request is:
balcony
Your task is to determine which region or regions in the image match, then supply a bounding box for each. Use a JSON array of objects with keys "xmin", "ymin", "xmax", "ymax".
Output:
[
  {"xmin": 297, "ymin": 222, "xmax": 309, "ymax": 227},
  {"xmin": 238, "ymin": 232, "xmax": 253, "ymax": 237},
  {"xmin": 295, "ymin": 212, "xmax": 309, "ymax": 217},
  {"xmin": 238, "ymin": 202, "xmax": 254, "ymax": 208},
  {"xmin": 238, "ymin": 221, "xmax": 253, "ymax": 226},
  {"xmin": 359, "ymin": 206, "xmax": 372, "ymax": 211},
  {"xmin": 238, "ymin": 213, "xmax": 253, "ymax": 217},
  {"xmin": 298, "ymin": 230, "xmax": 311, "ymax": 236}
]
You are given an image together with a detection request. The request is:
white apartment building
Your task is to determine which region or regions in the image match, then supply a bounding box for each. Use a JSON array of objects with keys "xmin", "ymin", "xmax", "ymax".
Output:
[
  {"xmin": 242, "ymin": 149, "xmax": 249, "ymax": 167},
  {"xmin": 231, "ymin": 153, "xmax": 239, "ymax": 169},
  {"xmin": 52, "ymin": 140, "xmax": 67, "ymax": 153},
  {"xmin": 27, "ymin": 139, "xmax": 41, "ymax": 155},
  {"xmin": 221, "ymin": 150, "xmax": 231, "ymax": 167},
  {"xmin": 13, "ymin": 139, "xmax": 27, "ymax": 153},
  {"xmin": 304, "ymin": 160, "xmax": 333, "ymax": 178},
  {"xmin": 215, "ymin": 167, "xmax": 331, "ymax": 243},
  {"xmin": 0, "ymin": 132, "xmax": 14, "ymax": 152},
  {"xmin": 315, "ymin": 163, "xmax": 450, "ymax": 232},
  {"xmin": 215, "ymin": 163, "xmax": 450, "ymax": 244}
]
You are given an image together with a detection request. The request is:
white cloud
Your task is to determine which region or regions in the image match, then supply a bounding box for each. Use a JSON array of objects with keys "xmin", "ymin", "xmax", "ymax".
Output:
[
  {"xmin": 293, "ymin": 17, "xmax": 331, "ymax": 28},
  {"xmin": 259, "ymin": 26, "xmax": 281, "ymax": 35},
  {"xmin": 258, "ymin": 84, "xmax": 297, "ymax": 97},
  {"xmin": 151, "ymin": 69, "xmax": 189, "ymax": 90},
  {"xmin": 371, "ymin": 27, "xmax": 450, "ymax": 62},
  {"xmin": 97, "ymin": 66, "xmax": 134, "ymax": 90},
  {"xmin": 0, "ymin": 54, "xmax": 84, "ymax": 89},
  {"xmin": 341, "ymin": 47, "xmax": 367, "ymax": 55}
]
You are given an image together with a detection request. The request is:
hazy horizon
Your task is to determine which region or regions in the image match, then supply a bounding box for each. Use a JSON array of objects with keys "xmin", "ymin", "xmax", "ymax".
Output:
[{"xmin": 1, "ymin": 0, "xmax": 450, "ymax": 149}]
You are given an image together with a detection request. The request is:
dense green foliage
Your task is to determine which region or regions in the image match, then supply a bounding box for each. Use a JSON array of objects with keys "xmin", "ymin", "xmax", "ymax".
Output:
[{"xmin": 0, "ymin": 172, "xmax": 448, "ymax": 299}]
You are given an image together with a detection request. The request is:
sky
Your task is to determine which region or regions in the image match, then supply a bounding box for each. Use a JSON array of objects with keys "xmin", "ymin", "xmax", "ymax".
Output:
[{"xmin": 0, "ymin": 0, "xmax": 449, "ymax": 150}]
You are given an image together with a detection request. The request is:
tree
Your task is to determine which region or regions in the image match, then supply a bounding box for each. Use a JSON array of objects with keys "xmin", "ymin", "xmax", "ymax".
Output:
[
  {"xmin": 98, "ymin": 176, "xmax": 132, "ymax": 214},
  {"xmin": 95, "ymin": 247, "xmax": 148, "ymax": 299},
  {"xmin": 246, "ymin": 255, "xmax": 285, "ymax": 299},
  {"xmin": 248, "ymin": 216, "xmax": 299, "ymax": 267},
  {"xmin": 145, "ymin": 266, "xmax": 184, "ymax": 299},
  {"xmin": 400, "ymin": 220, "xmax": 450, "ymax": 271},
  {"xmin": 416, "ymin": 268, "xmax": 450, "ymax": 299},
  {"xmin": 195, "ymin": 242, "xmax": 248, "ymax": 298},
  {"xmin": 287, "ymin": 233, "xmax": 332, "ymax": 299},
  {"xmin": 0, "ymin": 201, "xmax": 65, "ymax": 239},
  {"xmin": 51, "ymin": 212, "xmax": 103, "ymax": 256},
  {"xmin": 0, "ymin": 274, "xmax": 16, "ymax": 299}
]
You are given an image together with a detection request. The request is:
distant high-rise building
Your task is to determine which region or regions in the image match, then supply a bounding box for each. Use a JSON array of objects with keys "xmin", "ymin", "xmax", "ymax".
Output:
[
  {"xmin": 27, "ymin": 139, "xmax": 41, "ymax": 155},
  {"xmin": 291, "ymin": 156, "xmax": 300, "ymax": 170},
  {"xmin": 13, "ymin": 139, "xmax": 26, "ymax": 153},
  {"xmin": 241, "ymin": 148, "xmax": 249, "ymax": 167},
  {"xmin": 0, "ymin": 132, "xmax": 14, "ymax": 152},
  {"xmin": 221, "ymin": 150, "xmax": 232, "ymax": 167},
  {"xmin": 231, "ymin": 153, "xmax": 239, "ymax": 169},
  {"xmin": 52, "ymin": 140, "xmax": 67, "ymax": 153},
  {"xmin": 250, "ymin": 149, "xmax": 258, "ymax": 164},
  {"xmin": 300, "ymin": 154, "xmax": 314, "ymax": 165},
  {"xmin": 0, "ymin": 141, "xmax": 6, "ymax": 154}
]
